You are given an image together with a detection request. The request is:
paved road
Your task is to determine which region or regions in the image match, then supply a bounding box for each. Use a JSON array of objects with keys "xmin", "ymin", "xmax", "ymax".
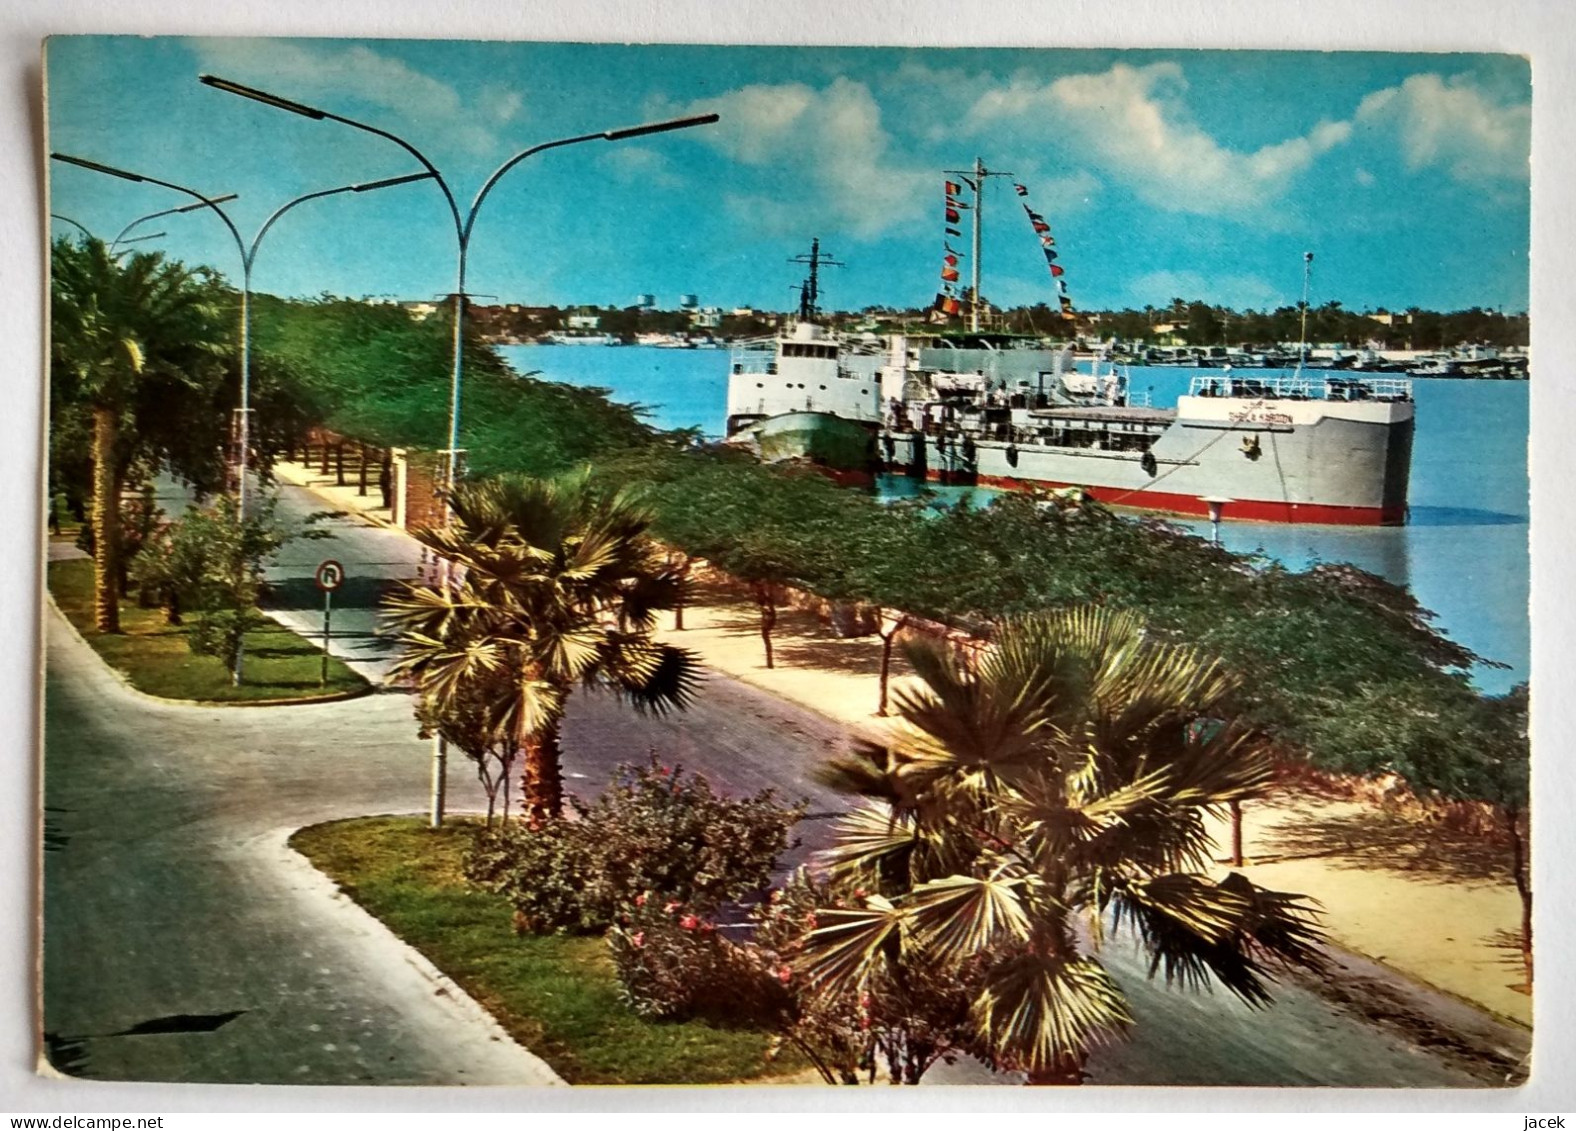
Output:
[{"xmin": 40, "ymin": 479, "xmax": 1526, "ymax": 1087}]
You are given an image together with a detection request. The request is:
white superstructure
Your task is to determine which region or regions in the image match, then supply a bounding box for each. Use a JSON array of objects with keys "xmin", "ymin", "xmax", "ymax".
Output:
[{"xmin": 725, "ymin": 321, "xmax": 884, "ymax": 433}]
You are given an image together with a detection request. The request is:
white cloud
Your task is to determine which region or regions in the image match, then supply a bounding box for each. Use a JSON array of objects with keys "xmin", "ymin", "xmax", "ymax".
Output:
[
  {"xmin": 665, "ymin": 78, "xmax": 929, "ymax": 239},
  {"xmin": 598, "ymin": 145, "xmax": 684, "ymax": 190},
  {"xmin": 967, "ymin": 63, "xmax": 1352, "ymax": 216},
  {"xmin": 189, "ymin": 39, "xmax": 523, "ymax": 156},
  {"xmin": 1355, "ymin": 73, "xmax": 1529, "ymax": 181}
]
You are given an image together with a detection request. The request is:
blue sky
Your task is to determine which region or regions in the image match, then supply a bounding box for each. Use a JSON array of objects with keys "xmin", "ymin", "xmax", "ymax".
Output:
[{"xmin": 45, "ymin": 37, "xmax": 1530, "ymax": 314}]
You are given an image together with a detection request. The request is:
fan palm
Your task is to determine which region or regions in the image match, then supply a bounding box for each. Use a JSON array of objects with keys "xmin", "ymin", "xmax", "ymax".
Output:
[
  {"xmin": 50, "ymin": 237, "xmax": 229, "ymax": 632},
  {"xmin": 385, "ymin": 470, "xmax": 702, "ymax": 823},
  {"xmin": 801, "ymin": 606, "xmax": 1326, "ymax": 1084}
]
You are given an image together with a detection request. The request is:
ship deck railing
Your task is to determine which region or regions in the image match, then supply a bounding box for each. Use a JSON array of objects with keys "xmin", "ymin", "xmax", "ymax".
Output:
[{"xmin": 1188, "ymin": 374, "xmax": 1412, "ymax": 402}]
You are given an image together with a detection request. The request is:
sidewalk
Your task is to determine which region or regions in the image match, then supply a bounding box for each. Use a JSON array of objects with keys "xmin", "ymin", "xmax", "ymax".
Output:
[{"xmin": 276, "ymin": 460, "xmax": 1532, "ymax": 1030}]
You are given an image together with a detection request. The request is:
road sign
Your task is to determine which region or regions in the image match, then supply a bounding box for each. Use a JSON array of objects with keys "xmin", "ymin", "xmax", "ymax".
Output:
[{"xmin": 314, "ymin": 559, "xmax": 346, "ymax": 593}]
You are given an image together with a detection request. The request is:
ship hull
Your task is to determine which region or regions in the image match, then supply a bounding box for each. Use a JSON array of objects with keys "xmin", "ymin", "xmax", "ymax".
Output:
[
  {"xmin": 881, "ymin": 395, "xmax": 1415, "ymax": 526},
  {"xmin": 730, "ymin": 410, "xmax": 879, "ymax": 486}
]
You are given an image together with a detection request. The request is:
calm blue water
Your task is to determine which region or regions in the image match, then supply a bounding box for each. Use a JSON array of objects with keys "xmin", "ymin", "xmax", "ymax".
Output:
[{"xmin": 499, "ymin": 345, "xmax": 1529, "ymax": 691}]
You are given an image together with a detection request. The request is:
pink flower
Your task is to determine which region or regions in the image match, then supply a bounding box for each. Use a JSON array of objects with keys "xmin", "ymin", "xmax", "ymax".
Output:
[
  {"xmin": 679, "ymin": 914, "xmax": 699, "ymax": 931},
  {"xmin": 854, "ymin": 888, "xmax": 867, "ymax": 899},
  {"xmin": 699, "ymin": 921, "xmax": 716, "ymax": 935},
  {"xmin": 631, "ymin": 931, "xmax": 646, "ymax": 949},
  {"xmin": 802, "ymin": 912, "xmax": 818, "ymax": 930},
  {"xmin": 634, "ymin": 893, "xmax": 647, "ymax": 907},
  {"xmin": 777, "ymin": 965, "xmax": 793, "ymax": 984}
]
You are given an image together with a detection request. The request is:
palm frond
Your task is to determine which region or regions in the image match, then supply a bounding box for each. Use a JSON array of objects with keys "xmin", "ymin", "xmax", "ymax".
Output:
[
  {"xmin": 598, "ymin": 640, "xmax": 702, "ymax": 716},
  {"xmin": 818, "ymin": 801, "xmax": 923, "ymax": 883},
  {"xmin": 797, "ymin": 898, "xmax": 908, "ymax": 995},
  {"xmin": 972, "ymin": 952, "xmax": 1133, "ymax": 1073},
  {"xmin": 906, "ymin": 873, "xmax": 1034, "ymax": 964},
  {"xmin": 1110, "ymin": 872, "xmax": 1326, "ymax": 1005}
]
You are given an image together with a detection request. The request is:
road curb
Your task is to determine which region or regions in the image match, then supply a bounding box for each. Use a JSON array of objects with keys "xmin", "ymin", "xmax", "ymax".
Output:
[
  {"xmin": 43, "ymin": 593, "xmax": 376, "ymax": 710},
  {"xmin": 274, "ymin": 821, "xmax": 568, "ymax": 1087}
]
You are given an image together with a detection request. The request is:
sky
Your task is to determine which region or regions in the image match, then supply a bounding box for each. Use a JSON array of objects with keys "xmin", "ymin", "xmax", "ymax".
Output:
[{"xmin": 44, "ymin": 37, "xmax": 1531, "ymax": 315}]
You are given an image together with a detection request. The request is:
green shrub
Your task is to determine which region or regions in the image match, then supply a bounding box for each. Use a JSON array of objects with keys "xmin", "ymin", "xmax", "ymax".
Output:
[{"xmin": 465, "ymin": 758, "xmax": 805, "ymax": 935}]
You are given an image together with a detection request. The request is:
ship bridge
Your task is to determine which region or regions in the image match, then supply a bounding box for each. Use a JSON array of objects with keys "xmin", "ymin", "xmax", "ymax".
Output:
[{"xmin": 725, "ymin": 322, "xmax": 884, "ymax": 434}]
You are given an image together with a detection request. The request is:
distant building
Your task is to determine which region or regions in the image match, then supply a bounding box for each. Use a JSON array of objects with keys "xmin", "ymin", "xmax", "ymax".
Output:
[
  {"xmin": 731, "ymin": 306, "xmax": 756, "ymax": 317},
  {"xmin": 635, "ymin": 293, "xmax": 656, "ymax": 310},
  {"xmin": 566, "ymin": 311, "xmax": 601, "ymax": 331},
  {"xmin": 1366, "ymin": 310, "xmax": 1413, "ymax": 326},
  {"xmin": 690, "ymin": 305, "xmax": 723, "ymax": 329},
  {"xmin": 402, "ymin": 301, "xmax": 440, "ymax": 321}
]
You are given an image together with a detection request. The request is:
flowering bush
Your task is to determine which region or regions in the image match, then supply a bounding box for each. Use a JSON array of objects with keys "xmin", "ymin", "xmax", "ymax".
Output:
[
  {"xmin": 607, "ymin": 870, "xmax": 992, "ymax": 1084},
  {"xmin": 608, "ymin": 899, "xmax": 783, "ymax": 1022},
  {"xmin": 465, "ymin": 758, "xmax": 804, "ymax": 934}
]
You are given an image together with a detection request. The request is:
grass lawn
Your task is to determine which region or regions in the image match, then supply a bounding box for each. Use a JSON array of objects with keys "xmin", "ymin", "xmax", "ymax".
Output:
[
  {"xmin": 48, "ymin": 556, "xmax": 369, "ymax": 702},
  {"xmin": 290, "ymin": 816, "xmax": 802, "ymax": 1085}
]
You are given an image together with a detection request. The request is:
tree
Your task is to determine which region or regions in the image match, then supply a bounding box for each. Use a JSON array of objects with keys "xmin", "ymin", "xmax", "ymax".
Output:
[
  {"xmin": 1297, "ymin": 680, "xmax": 1531, "ymax": 986},
  {"xmin": 800, "ymin": 607, "xmax": 1326, "ymax": 1083},
  {"xmin": 415, "ymin": 666, "xmax": 521, "ymax": 826},
  {"xmin": 135, "ymin": 494, "xmax": 297, "ymax": 681},
  {"xmin": 50, "ymin": 237, "xmax": 230, "ymax": 632},
  {"xmin": 385, "ymin": 470, "xmax": 702, "ymax": 823}
]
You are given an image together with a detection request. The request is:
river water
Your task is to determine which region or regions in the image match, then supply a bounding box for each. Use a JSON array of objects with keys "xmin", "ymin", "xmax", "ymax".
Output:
[{"xmin": 498, "ymin": 344, "xmax": 1529, "ymax": 692}]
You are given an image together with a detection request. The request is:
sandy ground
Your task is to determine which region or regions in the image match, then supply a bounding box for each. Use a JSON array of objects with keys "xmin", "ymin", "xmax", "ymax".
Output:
[{"xmin": 658, "ymin": 585, "xmax": 1532, "ymax": 1030}]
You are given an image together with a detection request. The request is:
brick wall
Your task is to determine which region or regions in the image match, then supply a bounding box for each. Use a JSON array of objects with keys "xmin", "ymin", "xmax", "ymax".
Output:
[{"xmin": 392, "ymin": 449, "xmax": 449, "ymax": 532}]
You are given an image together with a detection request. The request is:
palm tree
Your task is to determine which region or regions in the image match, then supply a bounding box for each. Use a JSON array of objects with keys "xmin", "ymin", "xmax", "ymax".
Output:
[
  {"xmin": 385, "ymin": 470, "xmax": 702, "ymax": 823},
  {"xmin": 50, "ymin": 237, "xmax": 229, "ymax": 632},
  {"xmin": 800, "ymin": 607, "xmax": 1325, "ymax": 1084}
]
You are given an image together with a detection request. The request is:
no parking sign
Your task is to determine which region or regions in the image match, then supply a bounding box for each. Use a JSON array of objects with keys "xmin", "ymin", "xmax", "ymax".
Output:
[
  {"xmin": 314, "ymin": 559, "xmax": 346, "ymax": 592},
  {"xmin": 314, "ymin": 560, "xmax": 345, "ymax": 685}
]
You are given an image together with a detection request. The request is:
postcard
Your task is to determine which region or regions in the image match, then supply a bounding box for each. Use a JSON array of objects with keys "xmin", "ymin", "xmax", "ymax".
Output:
[{"xmin": 39, "ymin": 35, "xmax": 1531, "ymax": 1090}]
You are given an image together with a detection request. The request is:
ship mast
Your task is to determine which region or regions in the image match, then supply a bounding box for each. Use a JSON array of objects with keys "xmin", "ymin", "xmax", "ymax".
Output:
[
  {"xmin": 1297, "ymin": 250, "xmax": 1314, "ymax": 375},
  {"xmin": 789, "ymin": 238, "xmax": 843, "ymax": 323},
  {"xmin": 945, "ymin": 158, "xmax": 1013, "ymax": 331}
]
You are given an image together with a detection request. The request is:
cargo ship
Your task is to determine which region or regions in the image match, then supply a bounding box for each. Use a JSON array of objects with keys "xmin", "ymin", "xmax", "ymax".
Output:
[
  {"xmin": 724, "ymin": 170, "xmax": 1416, "ymax": 525},
  {"xmin": 873, "ymin": 334, "xmax": 1414, "ymax": 525}
]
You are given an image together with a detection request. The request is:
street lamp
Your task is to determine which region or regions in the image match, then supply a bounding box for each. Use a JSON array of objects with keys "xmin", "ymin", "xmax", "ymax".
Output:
[
  {"xmin": 49, "ymin": 213, "xmax": 93, "ymax": 240},
  {"xmin": 51, "ymin": 154, "xmax": 434, "ymax": 683},
  {"xmin": 110, "ymin": 194, "xmax": 240, "ymax": 252},
  {"xmin": 200, "ymin": 73, "xmax": 718, "ymax": 502},
  {"xmin": 52, "ymin": 213, "xmax": 165, "ymax": 254},
  {"xmin": 53, "ymin": 153, "xmax": 432, "ymax": 521},
  {"xmin": 200, "ymin": 73, "xmax": 719, "ymax": 827},
  {"xmin": 52, "ymin": 195, "xmax": 241, "ymax": 254}
]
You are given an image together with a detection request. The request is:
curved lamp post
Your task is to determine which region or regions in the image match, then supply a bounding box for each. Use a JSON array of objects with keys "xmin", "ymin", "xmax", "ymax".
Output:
[
  {"xmin": 199, "ymin": 74, "xmax": 718, "ymax": 826},
  {"xmin": 49, "ymin": 213, "xmax": 94, "ymax": 240},
  {"xmin": 200, "ymin": 73, "xmax": 717, "ymax": 497},
  {"xmin": 52, "ymin": 153, "xmax": 432, "ymax": 520},
  {"xmin": 110, "ymin": 194, "xmax": 240, "ymax": 253},
  {"xmin": 52, "ymin": 196, "xmax": 242, "ymax": 253},
  {"xmin": 51, "ymin": 154, "xmax": 434, "ymax": 683}
]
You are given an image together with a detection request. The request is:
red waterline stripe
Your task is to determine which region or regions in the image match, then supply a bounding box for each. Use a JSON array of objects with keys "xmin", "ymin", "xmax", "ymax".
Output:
[{"xmin": 889, "ymin": 465, "xmax": 1401, "ymax": 525}]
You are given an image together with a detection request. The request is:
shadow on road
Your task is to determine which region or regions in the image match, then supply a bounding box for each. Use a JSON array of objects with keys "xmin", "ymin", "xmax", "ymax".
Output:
[{"xmin": 263, "ymin": 575, "xmax": 395, "ymax": 613}]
